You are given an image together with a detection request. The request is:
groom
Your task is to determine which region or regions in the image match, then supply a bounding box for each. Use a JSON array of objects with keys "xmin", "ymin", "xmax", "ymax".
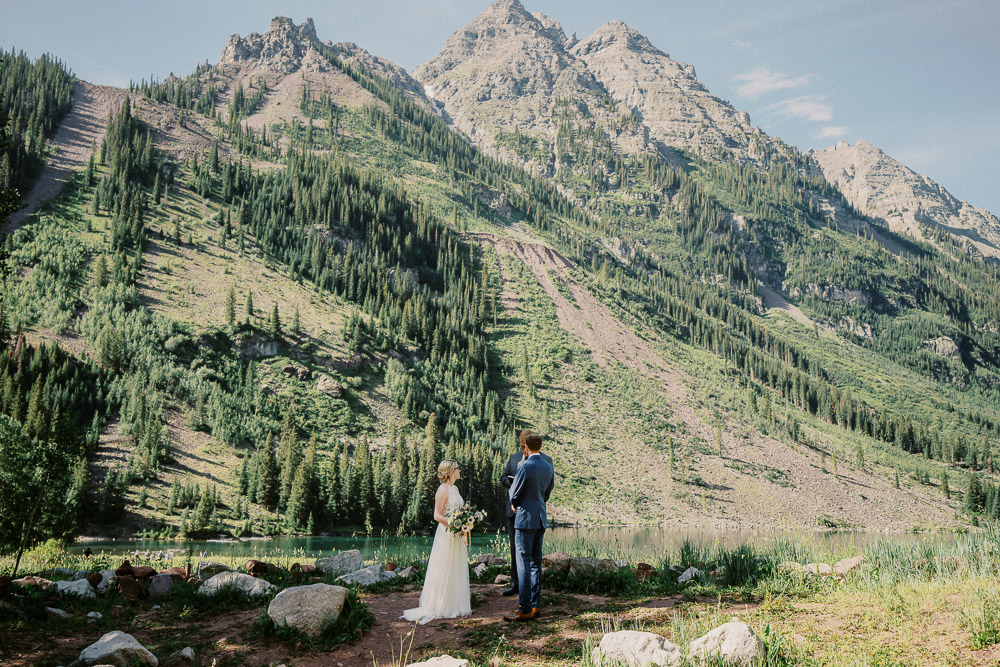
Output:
[
  {"xmin": 500, "ymin": 429, "xmax": 552, "ymax": 597},
  {"xmin": 504, "ymin": 433, "xmax": 554, "ymax": 622}
]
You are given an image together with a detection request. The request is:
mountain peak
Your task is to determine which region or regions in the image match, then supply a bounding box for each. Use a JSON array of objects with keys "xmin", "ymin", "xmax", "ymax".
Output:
[
  {"xmin": 220, "ymin": 16, "xmax": 321, "ymax": 74},
  {"xmin": 572, "ymin": 20, "xmax": 665, "ymax": 57}
]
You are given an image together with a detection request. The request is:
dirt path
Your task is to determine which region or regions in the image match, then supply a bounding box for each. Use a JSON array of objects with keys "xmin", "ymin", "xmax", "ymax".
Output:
[{"xmin": 4, "ymin": 81, "xmax": 128, "ymax": 233}]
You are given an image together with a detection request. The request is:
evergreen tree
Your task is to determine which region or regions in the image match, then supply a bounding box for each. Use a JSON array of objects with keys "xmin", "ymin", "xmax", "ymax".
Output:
[
  {"xmin": 225, "ymin": 285, "xmax": 236, "ymax": 327},
  {"xmin": 256, "ymin": 435, "xmax": 279, "ymax": 511},
  {"xmin": 270, "ymin": 303, "xmax": 281, "ymax": 338},
  {"xmin": 245, "ymin": 291, "xmax": 254, "ymax": 324}
]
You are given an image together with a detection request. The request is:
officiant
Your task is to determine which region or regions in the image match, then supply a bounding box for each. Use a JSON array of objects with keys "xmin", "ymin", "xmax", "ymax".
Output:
[{"xmin": 500, "ymin": 428, "xmax": 554, "ymax": 597}]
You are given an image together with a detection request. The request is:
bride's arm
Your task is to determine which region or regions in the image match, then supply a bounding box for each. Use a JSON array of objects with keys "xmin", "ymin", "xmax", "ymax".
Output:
[{"xmin": 432, "ymin": 485, "xmax": 450, "ymax": 527}]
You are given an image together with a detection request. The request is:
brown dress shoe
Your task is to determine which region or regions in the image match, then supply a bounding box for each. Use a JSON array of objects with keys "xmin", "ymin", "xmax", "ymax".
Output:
[
  {"xmin": 532, "ymin": 607, "xmax": 540, "ymax": 616},
  {"xmin": 503, "ymin": 610, "xmax": 536, "ymax": 622}
]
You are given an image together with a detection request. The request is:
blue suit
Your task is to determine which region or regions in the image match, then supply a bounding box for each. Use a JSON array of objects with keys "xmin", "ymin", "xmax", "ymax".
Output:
[{"xmin": 508, "ymin": 453, "xmax": 554, "ymax": 614}]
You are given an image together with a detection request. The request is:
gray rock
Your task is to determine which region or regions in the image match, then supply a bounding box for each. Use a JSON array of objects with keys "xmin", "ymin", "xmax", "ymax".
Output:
[
  {"xmin": 677, "ymin": 566, "xmax": 703, "ymax": 584},
  {"xmin": 198, "ymin": 571, "xmax": 277, "ymax": 598},
  {"xmin": 96, "ymin": 570, "xmax": 117, "ymax": 595},
  {"xmin": 591, "ymin": 630, "xmax": 681, "ymax": 666},
  {"xmin": 495, "ymin": 574, "xmax": 511, "ymax": 585},
  {"xmin": 87, "ymin": 611, "xmax": 103, "ymax": 620},
  {"xmin": 267, "ymin": 583, "xmax": 349, "ymax": 637},
  {"xmin": 148, "ymin": 574, "xmax": 174, "ymax": 598},
  {"xmin": 337, "ymin": 564, "xmax": 396, "ymax": 586},
  {"xmin": 196, "ymin": 561, "xmax": 230, "ymax": 580},
  {"xmin": 73, "ymin": 570, "xmax": 91, "ymax": 580},
  {"xmin": 473, "ymin": 563, "xmax": 487, "ymax": 576},
  {"xmin": 833, "ymin": 556, "xmax": 865, "ymax": 577},
  {"xmin": 55, "ymin": 578, "xmax": 96, "ymax": 599},
  {"xmin": 668, "ymin": 564, "xmax": 684, "ymax": 574},
  {"xmin": 404, "ymin": 656, "xmax": 471, "ymax": 667},
  {"xmin": 396, "ymin": 566, "xmax": 415, "ymax": 578},
  {"xmin": 169, "ymin": 647, "xmax": 195, "ymax": 663},
  {"xmin": 41, "ymin": 567, "xmax": 75, "ymax": 578},
  {"xmin": 803, "ymin": 563, "xmax": 833, "ymax": 576},
  {"xmin": 45, "ymin": 607, "xmax": 70, "ymax": 619},
  {"xmin": 316, "ymin": 375, "xmax": 344, "ymax": 398},
  {"xmin": 688, "ymin": 620, "xmax": 764, "ymax": 666},
  {"xmin": 569, "ymin": 557, "xmax": 617, "ymax": 576},
  {"xmin": 315, "ymin": 549, "xmax": 364, "ymax": 576},
  {"xmin": 77, "ymin": 631, "xmax": 158, "ymax": 666}
]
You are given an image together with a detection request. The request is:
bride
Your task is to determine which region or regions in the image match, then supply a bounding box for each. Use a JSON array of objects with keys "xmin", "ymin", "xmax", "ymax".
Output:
[{"xmin": 401, "ymin": 459, "xmax": 472, "ymax": 624}]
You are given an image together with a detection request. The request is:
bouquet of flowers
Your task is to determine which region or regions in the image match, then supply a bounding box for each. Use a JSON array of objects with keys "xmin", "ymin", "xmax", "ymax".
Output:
[{"xmin": 446, "ymin": 503, "xmax": 486, "ymax": 545}]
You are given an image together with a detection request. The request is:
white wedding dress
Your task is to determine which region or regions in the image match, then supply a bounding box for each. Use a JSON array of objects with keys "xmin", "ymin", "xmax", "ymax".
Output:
[{"xmin": 401, "ymin": 483, "xmax": 471, "ymax": 624}]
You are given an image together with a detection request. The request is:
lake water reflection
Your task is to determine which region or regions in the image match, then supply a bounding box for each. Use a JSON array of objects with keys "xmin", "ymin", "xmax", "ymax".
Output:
[{"xmin": 70, "ymin": 526, "xmax": 960, "ymax": 562}]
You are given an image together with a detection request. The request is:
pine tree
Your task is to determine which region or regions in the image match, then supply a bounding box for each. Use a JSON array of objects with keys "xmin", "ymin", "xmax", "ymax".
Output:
[
  {"xmin": 270, "ymin": 303, "xmax": 281, "ymax": 338},
  {"xmin": 942, "ymin": 470, "xmax": 950, "ymax": 499},
  {"xmin": 256, "ymin": 436, "xmax": 279, "ymax": 511},
  {"xmin": 225, "ymin": 285, "xmax": 236, "ymax": 327},
  {"xmin": 245, "ymin": 291, "xmax": 254, "ymax": 324},
  {"xmin": 291, "ymin": 307, "xmax": 301, "ymax": 337},
  {"xmin": 856, "ymin": 443, "xmax": 865, "ymax": 470}
]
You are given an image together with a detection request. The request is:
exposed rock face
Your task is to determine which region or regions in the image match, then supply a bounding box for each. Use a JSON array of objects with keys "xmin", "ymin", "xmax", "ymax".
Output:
[
  {"xmin": 220, "ymin": 17, "xmax": 328, "ymax": 75},
  {"xmin": 925, "ymin": 336, "xmax": 962, "ymax": 360},
  {"xmin": 414, "ymin": 1, "xmax": 784, "ymax": 170},
  {"xmin": 267, "ymin": 583, "xmax": 349, "ymax": 636},
  {"xmin": 811, "ymin": 140, "xmax": 1000, "ymax": 258},
  {"xmin": 317, "ymin": 375, "xmax": 344, "ymax": 398},
  {"xmin": 591, "ymin": 630, "xmax": 682, "ymax": 666},
  {"xmin": 315, "ymin": 549, "xmax": 364, "ymax": 576},
  {"xmin": 77, "ymin": 631, "xmax": 158, "ymax": 666},
  {"xmin": 198, "ymin": 571, "xmax": 277, "ymax": 598},
  {"xmin": 688, "ymin": 620, "xmax": 765, "ymax": 666}
]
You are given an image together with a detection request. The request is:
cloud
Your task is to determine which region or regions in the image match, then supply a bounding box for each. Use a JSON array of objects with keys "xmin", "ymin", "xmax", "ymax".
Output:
[
  {"xmin": 765, "ymin": 95, "xmax": 833, "ymax": 122},
  {"xmin": 817, "ymin": 126, "xmax": 849, "ymax": 139},
  {"xmin": 734, "ymin": 67, "xmax": 811, "ymax": 100}
]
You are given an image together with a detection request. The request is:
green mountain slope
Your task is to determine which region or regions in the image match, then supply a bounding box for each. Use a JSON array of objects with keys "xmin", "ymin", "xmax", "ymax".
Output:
[{"xmin": 2, "ymin": 14, "xmax": 998, "ymax": 546}]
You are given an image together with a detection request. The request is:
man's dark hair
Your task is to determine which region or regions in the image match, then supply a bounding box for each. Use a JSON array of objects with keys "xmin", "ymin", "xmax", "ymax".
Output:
[{"xmin": 525, "ymin": 434, "xmax": 543, "ymax": 452}]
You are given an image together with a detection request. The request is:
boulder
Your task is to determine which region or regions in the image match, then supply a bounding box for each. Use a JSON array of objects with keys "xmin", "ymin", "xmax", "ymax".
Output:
[
  {"xmin": 495, "ymin": 574, "xmax": 511, "ymax": 585},
  {"xmin": 170, "ymin": 647, "xmax": 195, "ymax": 663},
  {"xmin": 688, "ymin": 620, "xmax": 765, "ymax": 666},
  {"xmin": 198, "ymin": 571, "xmax": 277, "ymax": 598},
  {"xmin": 132, "ymin": 566, "xmax": 157, "ymax": 580},
  {"xmin": 244, "ymin": 559, "xmax": 276, "ymax": 576},
  {"xmin": 405, "ymin": 656, "xmax": 471, "ymax": 667},
  {"xmin": 472, "ymin": 553, "xmax": 507, "ymax": 567},
  {"xmin": 113, "ymin": 561, "xmax": 134, "ymax": 578},
  {"xmin": 315, "ymin": 549, "xmax": 364, "ymax": 576},
  {"xmin": 197, "ymin": 561, "xmax": 230, "ymax": 580},
  {"xmin": 148, "ymin": 574, "xmax": 175, "ymax": 598},
  {"xmin": 77, "ymin": 631, "xmax": 158, "ymax": 666},
  {"xmin": 267, "ymin": 583, "xmax": 349, "ymax": 637},
  {"xmin": 11, "ymin": 575, "xmax": 54, "ymax": 591},
  {"xmin": 636, "ymin": 568, "xmax": 658, "ymax": 582},
  {"xmin": 834, "ymin": 556, "xmax": 866, "ymax": 577},
  {"xmin": 317, "ymin": 375, "xmax": 344, "ymax": 398},
  {"xmin": 569, "ymin": 557, "xmax": 617, "ymax": 576},
  {"xmin": 55, "ymin": 578, "xmax": 97, "ymax": 598},
  {"xmin": 473, "ymin": 563, "xmax": 488, "ymax": 576},
  {"xmin": 542, "ymin": 552, "xmax": 573, "ymax": 570},
  {"xmin": 396, "ymin": 566, "xmax": 416, "ymax": 578},
  {"xmin": 337, "ymin": 564, "xmax": 397, "ymax": 587},
  {"xmin": 86, "ymin": 572, "xmax": 103, "ymax": 589},
  {"xmin": 74, "ymin": 570, "xmax": 92, "ymax": 580},
  {"xmin": 96, "ymin": 570, "xmax": 117, "ymax": 594},
  {"xmin": 40, "ymin": 567, "xmax": 75, "ymax": 579},
  {"xmin": 116, "ymin": 575, "xmax": 142, "ymax": 601},
  {"xmin": 591, "ymin": 630, "xmax": 681, "ymax": 667},
  {"xmin": 290, "ymin": 562, "xmax": 317, "ymax": 573},
  {"xmin": 803, "ymin": 563, "xmax": 833, "ymax": 576},
  {"xmin": 45, "ymin": 607, "xmax": 71, "ymax": 619},
  {"xmin": 677, "ymin": 566, "xmax": 703, "ymax": 584}
]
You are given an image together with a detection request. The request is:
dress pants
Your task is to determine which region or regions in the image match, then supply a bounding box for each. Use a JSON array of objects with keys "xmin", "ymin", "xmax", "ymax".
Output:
[
  {"xmin": 505, "ymin": 513, "xmax": 519, "ymax": 590},
  {"xmin": 515, "ymin": 527, "xmax": 544, "ymax": 614}
]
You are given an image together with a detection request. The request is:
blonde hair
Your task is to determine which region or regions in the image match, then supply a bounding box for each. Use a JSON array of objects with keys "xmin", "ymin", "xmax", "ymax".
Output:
[{"xmin": 437, "ymin": 459, "xmax": 459, "ymax": 483}]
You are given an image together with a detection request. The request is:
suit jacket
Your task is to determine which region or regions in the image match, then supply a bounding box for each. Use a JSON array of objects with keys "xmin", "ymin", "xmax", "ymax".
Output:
[
  {"xmin": 508, "ymin": 454, "xmax": 555, "ymax": 530},
  {"xmin": 502, "ymin": 451, "xmax": 553, "ymax": 518}
]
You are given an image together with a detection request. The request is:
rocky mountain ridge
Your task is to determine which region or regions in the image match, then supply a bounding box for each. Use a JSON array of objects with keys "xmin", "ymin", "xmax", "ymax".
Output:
[
  {"xmin": 811, "ymin": 139, "xmax": 1000, "ymax": 258},
  {"xmin": 414, "ymin": 0, "xmax": 790, "ymax": 168}
]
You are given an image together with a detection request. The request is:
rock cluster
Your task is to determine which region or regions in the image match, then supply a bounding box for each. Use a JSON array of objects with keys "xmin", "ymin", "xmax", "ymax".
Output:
[{"xmin": 592, "ymin": 620, "xmax": 764, "ymax": 666}]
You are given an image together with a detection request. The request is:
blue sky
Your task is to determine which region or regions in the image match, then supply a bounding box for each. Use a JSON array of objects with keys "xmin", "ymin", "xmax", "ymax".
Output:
[{"xmin": 2, "ymin": 0, "xmax": 997, "ymax": 214}]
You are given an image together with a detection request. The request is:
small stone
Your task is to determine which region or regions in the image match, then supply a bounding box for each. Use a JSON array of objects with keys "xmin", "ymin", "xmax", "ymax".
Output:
[
  {"xmin": 473, "ymin": 563, "xmax": 487, "ymax": 576},
  {"xmin": 151, "ymin": 605, "xmax": 161, "ymax": 611},
  {"xmin": 87, "ymin": 611, "xmax": 104, "ymax": 620},
  {"xmin": 169, "ymin": 647, "xmax": 195, "ymax": 662},
  {"xmin": 148, "ymin": 573, "xmax": 175, "ymax": 598},
  {"xmin": 110, "ymin": 605, "xmax": 126, "ymax": 617},
  {"xmin": 494, "ymin": 574, "xmax": 511, "ymax": 585},
  {"xmin": 396, "ymin": 566, "xmax": 415, "ymax": 578},
  {"xmin": 96, "ymin": 570, "xmax": 117, "ymax": 595},
  {"xmin": 833, "ymin": 556, "xmax": 865, "ymax": 577},
  {"xmin": 45, "ymin": 607, "xmax": 71, "ymax": 619},
  {"xmin": 803, "ymin": 563, "xmax": 833, "ymax": 576},
  {"xmin": 688, "ymin": 620, "xmax": 764, "ymax": 666}
]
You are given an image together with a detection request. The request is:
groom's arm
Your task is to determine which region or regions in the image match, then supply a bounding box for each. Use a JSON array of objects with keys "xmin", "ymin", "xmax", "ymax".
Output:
[
  {"xmin": 508, "ymin": 465, "xmax": 527, "ymax": 509},
  {"xmin": 543, "ymin": 464, "xmax": 554, "ymax": 503}
]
